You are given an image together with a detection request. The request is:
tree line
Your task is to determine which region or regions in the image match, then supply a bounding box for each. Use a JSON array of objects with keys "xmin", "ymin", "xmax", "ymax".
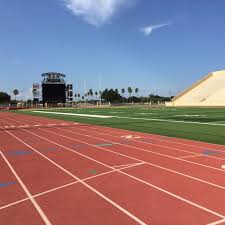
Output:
[
  {"xmin": 74, "ymin": 87, "xmax": 171, "ymax": 103},
  {"xmin": 0, "ymin": 87, "xmax": 172, "ymax": 104}
]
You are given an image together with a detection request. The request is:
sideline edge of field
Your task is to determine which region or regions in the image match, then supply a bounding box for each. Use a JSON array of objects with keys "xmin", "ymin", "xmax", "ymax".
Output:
[{"xmin": 32, "ymin": 110, "xmax": 225, "ymax": 127}]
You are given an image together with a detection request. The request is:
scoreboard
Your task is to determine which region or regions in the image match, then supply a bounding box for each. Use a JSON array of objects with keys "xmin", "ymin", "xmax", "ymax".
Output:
[
  {"xmin": 42, "ymin": 83, "xmax": 66, "ymax": 103},
  {"xmin": 41, "ymin": 72, "xmax": 67, "ymax": 104}
]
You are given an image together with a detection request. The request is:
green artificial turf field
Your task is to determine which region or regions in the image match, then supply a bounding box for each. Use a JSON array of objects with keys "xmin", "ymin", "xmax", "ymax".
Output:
[{"xmin": 15, "ymin": 107, "xmax": 225, "ymax": 145}]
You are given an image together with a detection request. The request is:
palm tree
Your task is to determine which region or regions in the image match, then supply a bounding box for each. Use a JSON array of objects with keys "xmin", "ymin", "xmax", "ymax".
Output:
[
  {"xmin": 77, "ymin": 93, "xmax": 80, "ymax": 100},
  {"xmin": 74, "ymin": 94, "xmax": 77, "ymax": 102},
  {"xmin": 115, "ymin": 88, "xmax": 118, "ymax": 93},
  {"xmin": 95, "ymin": 91, "xmax": 98, "ymax": 99},
  {"xmin": 13, "ymin": 89, "xmax": 19, "ymax": 101},
  {"xmin": 135, "ymin": 88, "xmax": 139, "ymax": 98},
  {"xmin": 89, "ymin": 89, "xmax": 93, "ymax": 100},
  {"xmin": 121, "ymin": 88, "xmax": 125, "ymax": 97},
  {"xmin": 127, "ymin": 87, "xmax": 132, "ymax": 103}
]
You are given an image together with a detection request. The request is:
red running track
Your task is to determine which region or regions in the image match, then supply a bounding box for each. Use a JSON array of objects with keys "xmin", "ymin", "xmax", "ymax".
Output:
[{"xmin": 0, "ymin": 112, "xmax": 225, "ymax": 225}]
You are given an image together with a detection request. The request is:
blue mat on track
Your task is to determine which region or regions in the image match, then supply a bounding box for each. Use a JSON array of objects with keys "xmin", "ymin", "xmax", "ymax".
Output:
[
  {"xmin": 0, "ymin": 181, "xmax": 16, "ymax": 188},
  {"xmin": 6, "ymin": 150, "xmax": 32, "ymax": 156}
]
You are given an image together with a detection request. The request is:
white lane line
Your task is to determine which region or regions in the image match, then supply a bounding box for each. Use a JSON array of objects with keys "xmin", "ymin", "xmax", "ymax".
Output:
[
  {"xmin": 10, "ymin": 129, "xmax": 225, "ymax": 221},
  {"xmin": 57, "ymin": 126, "xmax": 225, "ymax": 173},
  {"xmin": 113, "ymin": 163, "xmax": 145, "ymax": 169},
  {"xmin": 0, "ymin": 198, "xmax": 30, "ymax": 211},
  {"xmin": 207, "ymin": 218, "xmax": 225, "ymax": 225},
  {"xmin": 7, "ymin": 129, "xmax": 225, "ymax": 220},
  {"xmin": 3, "ymin": 119, "xmax": 225, "ymax": 192},
  {"xmin": 4, "ymin": 130, "xmax": 147, "ymax": 225},
  {"xmin": 41, "ymin": 127, "xmax": 225, "ymax": 191},
  {"xmin": 89, "ymin": 124, "xmax": 225, "ymax": 150},
  {"xmin": 1, "ymin": 163, "xmax": 145, "ymax": 211},
  {"xmin": 3, "ymin": 119, "xmax": 225, "ymax": 220},
  {"xmin": 32, "ymin": 111, "xmax": 113, "ymax": 119},
  {"xmin": 118, "ymin": 168, "xmax": 225, "ymax": 219},
  {"xmin": 74, "ymin": 126, "xmax": 225, "ymax": 167},
  {"xmin": 80, "ymin": 128, "xmax": 204, "ymax": 157},
  {"xmin": 221, "ymin": 165, "xmax": 225, "ymax": 170},
  {"xmin": 85, "ymin": 126, "xmax": 225, "ymax": 162},
  {"xmin": 0, "ymin": 151, "xmax": 52, "ymax": 225}
]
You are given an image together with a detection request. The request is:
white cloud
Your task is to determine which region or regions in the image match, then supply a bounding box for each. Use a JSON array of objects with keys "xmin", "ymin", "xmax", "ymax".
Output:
[
  {"xmin": 62, "ymin": 0, "xmax": 137, "ymax": 26},
  {"xmin": 140, "ymin": 23, "xmax": 171, "ymax": 36}
]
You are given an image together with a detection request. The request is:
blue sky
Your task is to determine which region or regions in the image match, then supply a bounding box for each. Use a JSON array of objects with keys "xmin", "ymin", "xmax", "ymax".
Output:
[{"xmin": 1, "ymin": 0, "xmax": 225, "ymax": 99}]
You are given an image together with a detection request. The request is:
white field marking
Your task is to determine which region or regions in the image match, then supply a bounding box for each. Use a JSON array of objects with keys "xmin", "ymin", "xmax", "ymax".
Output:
[
  {"xmin": 3, "ymin": 125, "xmax": 16, "ymax": 129},
  {"xmin": 121, "ymin": 135, "xmax": 141, "ymax": 139},
  {"xmin": 221, "ymin": 165, "xmax": 225, "ymax": 170},
  {"xmin": 135, "ymin": 113, "xmax": 154, "ymax": 115},
  {"xmin": 34, "ymin": 127, "xmax": 225, "ymax": 191},
  {"xmin": 81, "ymin": 126, "xmax": 225, "ymax": 163},
  {"xmin": 7, "ymin": 130, "xmax": 225, "ymax": 220},
  {"xmin": 173, "ymin": 114, "xmax": 206, "ymax": 117},
  {"xmin": 213, "ymin": 121, "xmax": 225, "ymax": 124},
  {"xmin": 207, "ymin": 218, "xmax": 225, "ymax": 225},
  {"xmin": 19, "ymin": 125, "xmax": 30, "ymax": 128},
  {"xmin": 0, "ymin": 151, "xmax": 52, "ymax": 225},
  {"xmin": 0, "ymin": 163, "xmax": 145, "ymax": 211},
  {"xmin": 32, "ymin": 111, "xmax": 113, "ymax": 119},
  {"xmin": 4, "ymin": 130, "xmax": 147, "ymax": 225},
  {"xmin": 29, "ymin": 109, "xmax": 225, "ymax": 126},
  {"xmin": 112, "ymin": 115, "xmax": 225, "ymax": 127},
  {"xmin": 7, "ymin": 126, "xmax": 16, "ymax": 128}
]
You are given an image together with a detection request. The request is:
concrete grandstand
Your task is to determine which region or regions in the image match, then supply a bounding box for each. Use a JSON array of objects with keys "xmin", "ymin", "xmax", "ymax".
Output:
[{"xmin": 166, "ymin": 70, "xmax": 225, "ymax": 106}]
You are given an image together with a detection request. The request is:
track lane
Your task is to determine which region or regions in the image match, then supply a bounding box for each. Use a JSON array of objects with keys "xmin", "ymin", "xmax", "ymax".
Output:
[
  {"xmin": 4, "ymin": 128, "xmax": 224, "ymax": 225},
  {"xmin": 6, "ymin": 124, "xmax": 225, "ymax": 222},
  {"xmin": 0, "ymin": 201, "xmax": 47, "ymax": 225},
  {"xmin": 6, "ymin": 115, "xmax": 225, "ymax": 169},
  {"xmin": 2, "ymin": 113, "xmax": 225, "ymax": 224},
  {"xmin": 2, "ymin": 129, "xmax": 148, "ymax": 225},
  {"xmin": 36, "ymin": 126, "xmax": 225, "ymax": 186},
  {"xmin": 0, "ymin": 155, "xmax": 27, "ymax": 207},
  {"xmin": 9, "ymin": 113, "xmax": 225, "ymax": 164},
  {"xmin": 0, "ymin": 151, "xmax": 52, "ymax": 225}
]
